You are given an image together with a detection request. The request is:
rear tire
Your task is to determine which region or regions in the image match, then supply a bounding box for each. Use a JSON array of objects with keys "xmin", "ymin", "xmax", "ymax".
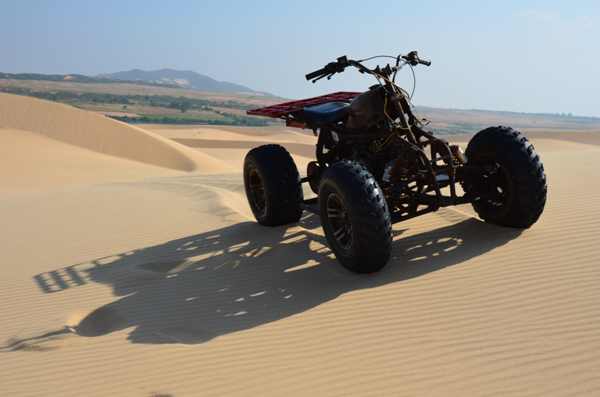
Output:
[
  {"xmin": 243, "ymin": 144, "xmax": 303, "ymax": 226},
  {"xmin": 463, "ymin": 126, "xmax": 547, "ymax": 228},
  {"xmin": 318, "ymin": 160, "xmax": 392, "ymax": 273}
]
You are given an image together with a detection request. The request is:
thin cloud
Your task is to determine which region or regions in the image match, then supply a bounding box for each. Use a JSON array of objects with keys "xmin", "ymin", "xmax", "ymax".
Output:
[
  {"xmin": 512, "ymin": 10, "xmax": 568, "ymax": 30},
  {"xmin": 512, "ymin": 10, "xmax": 596, "ymax": 32},
  {"xmin": 567, "ymin": 15, "xmax": 595, "ymax": 30}
]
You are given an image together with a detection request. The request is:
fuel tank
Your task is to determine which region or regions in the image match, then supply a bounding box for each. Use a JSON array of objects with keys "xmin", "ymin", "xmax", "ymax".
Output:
[{"xmin": 345, "ymin": 86, "xmax": 398, "ymax": 132}]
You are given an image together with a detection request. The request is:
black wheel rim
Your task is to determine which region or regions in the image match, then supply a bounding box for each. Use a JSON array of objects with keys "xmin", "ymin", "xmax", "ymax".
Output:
[
  {"xmin": 487, "ymin": 162, "xmax": 507, "ymax": 206},
  {"xmin": 326, "ymin": 193, "xmax": 353, "ymax": 250},
  {"xmin": 248, "ymin": 167, "xmax": 266, "ymax": 214},
  {"xmin": 476, "ymin": 158, "xmax": 508, "ymax": 206}
]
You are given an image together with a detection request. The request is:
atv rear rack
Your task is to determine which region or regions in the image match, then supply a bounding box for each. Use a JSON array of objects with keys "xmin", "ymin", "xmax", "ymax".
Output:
[{"xmin": 247, "ymin": 92, "xmax": 360, "ymax": 119}]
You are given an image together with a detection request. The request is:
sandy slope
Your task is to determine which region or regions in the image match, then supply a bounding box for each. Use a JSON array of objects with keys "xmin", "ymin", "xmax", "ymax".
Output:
[
  {"xmin": 140, "ymin": 124, "xmax": 317, "ymax": 143},
  {"xmin": 1, "ymin": 98, "xmax": 600, "ymax": 396},
  {"xmin": 0, "ymin": 93, "xmax": 238, "ymax": 196},
  {"xmin": 0, "ymin": 93, "xmax": 239, "ymax": 173}
]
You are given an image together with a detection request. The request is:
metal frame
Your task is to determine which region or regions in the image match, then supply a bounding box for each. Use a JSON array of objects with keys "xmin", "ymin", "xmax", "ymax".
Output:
[{"xmin": 247, "ymin": 91, "xmax": 498, "ymax": 225}]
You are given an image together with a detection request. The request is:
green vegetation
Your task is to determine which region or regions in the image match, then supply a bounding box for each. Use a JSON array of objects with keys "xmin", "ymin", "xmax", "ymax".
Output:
[
  {"xmin": 0, "ymin": 85, "xmax": 270, "ymax": 126},
  {"xmin": 5, "ymin": 75, "xmax": 598, "ymax": 132},
  {"xmin": 416, "ymin": 106, "xmax": 600, "ymax": 135},
  {"xmin": 1, "ymin": 87, "xmax": 136, "ymax": 104},
  {"xmin": 107, "ymin": 113, "xmax": 268, "ymax": 126},
  {"xmin": 0, "ymin": 72, "xmax": 181, "ymax": 89},
  {"xmin": 0, "ymin": 86, "xmax": 261, "ymax": 110}
]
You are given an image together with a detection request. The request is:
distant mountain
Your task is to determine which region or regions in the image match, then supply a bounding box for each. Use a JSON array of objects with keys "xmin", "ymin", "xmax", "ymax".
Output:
[{"xmin": 96, "ymin": 69, "xmax": 273, "ymax": 97}]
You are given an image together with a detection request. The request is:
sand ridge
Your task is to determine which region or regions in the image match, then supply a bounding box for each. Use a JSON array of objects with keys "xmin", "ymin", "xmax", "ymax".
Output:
[
  {"xmin": 0, "ymin": 93, "xmax": 241, "ymax": 195},
  {"xmin": 140, "ymin": 124, "xmax": 317, "ymax": 143},
  {"xmin": 0, "ymin": 92, "xmax": 238, "ymax": 173},
  {"xmin": 2, "ymin": 99, "xmax": 600, "ymax": 396}
]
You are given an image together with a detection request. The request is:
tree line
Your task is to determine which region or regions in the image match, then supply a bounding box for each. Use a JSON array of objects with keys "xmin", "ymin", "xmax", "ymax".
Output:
[
  {"xmin": 107, "ymin": 114, "xmax": 267, "ymax": 126},
  {"xmin": 0, "ymin": 72, "xmax": 180, "ymax": 89},
  {"xmin": 0, "ymin": 87, "xmax": 135, "ymax": 104},
  {"xmin": 0, "ymin": 86, "xmax": 259, "ymax": 111},
  {"xmin": 0, "ymin": 86, "xmax": 268, "ymax": 126}
]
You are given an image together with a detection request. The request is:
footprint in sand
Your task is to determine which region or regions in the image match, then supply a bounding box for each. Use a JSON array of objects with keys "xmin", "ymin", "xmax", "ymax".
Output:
[
  {"xmin": 1, "ymin": 316, "xmax": 80, "ymax": 352},
  {"xmin": 1, "ymin": 326, "xmax": 76, "ymax": 352}
]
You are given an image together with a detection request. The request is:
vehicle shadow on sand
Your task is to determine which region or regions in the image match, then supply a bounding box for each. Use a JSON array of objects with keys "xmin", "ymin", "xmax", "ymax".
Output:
[{"xmin": 31, "ymin": 212, "xmax": 522, "ymax": 345}]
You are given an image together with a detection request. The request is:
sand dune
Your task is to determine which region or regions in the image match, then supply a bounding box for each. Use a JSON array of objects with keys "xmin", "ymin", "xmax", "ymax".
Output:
[
  {"xmin": 2, "ymin": 100, "xmax": 600, "ymax": 396},
  {"xmin": 141, "ymin": 124, "xmax": 317, "ymax": 144},
  {"xmin": 0, "ymin": 127, "xmax": 186, "ymax": 196},
  {"xmin": 0, "ymin": 93, "xmax": 239, "ymax": 196},
  {"xmin": 0, "ymin": 93, "xmax": 237, "ymax": 174}
]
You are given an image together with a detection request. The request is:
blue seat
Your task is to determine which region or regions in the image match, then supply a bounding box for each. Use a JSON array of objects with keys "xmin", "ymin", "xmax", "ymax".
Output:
[{"xmin": 298, "ymin": 102, "xmax": 349, "ymax": 129}]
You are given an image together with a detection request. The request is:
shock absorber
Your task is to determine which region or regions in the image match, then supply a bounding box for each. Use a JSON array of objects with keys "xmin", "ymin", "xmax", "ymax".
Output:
[{"xmin": 450, "ymin": 145, "xmax": 468, "ymax": 164}]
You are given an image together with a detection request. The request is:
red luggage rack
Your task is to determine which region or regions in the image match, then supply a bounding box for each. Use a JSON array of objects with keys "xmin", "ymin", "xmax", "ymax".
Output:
[{"xmin": 247, "ymin": 91, "xmax": 360, "ymax": 129}]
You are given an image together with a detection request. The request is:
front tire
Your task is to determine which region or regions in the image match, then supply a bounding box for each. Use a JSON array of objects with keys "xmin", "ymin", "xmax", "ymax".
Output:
[
  {"xmin": 463, "ymin": 126, "xmax": 547, "ymax": 228},
  {"xmin": 318, "ymin": 160, "xmax": 392, "ymax": 273},
  {"xmin": 243, "ymin": 144, "xmax": 303, "ymax": 226}
]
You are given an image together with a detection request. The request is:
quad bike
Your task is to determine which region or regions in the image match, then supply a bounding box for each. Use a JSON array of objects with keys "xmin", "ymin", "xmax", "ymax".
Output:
[{"xmin": 243, "ymin": 51, "xmax": 547, "ymax": 274}]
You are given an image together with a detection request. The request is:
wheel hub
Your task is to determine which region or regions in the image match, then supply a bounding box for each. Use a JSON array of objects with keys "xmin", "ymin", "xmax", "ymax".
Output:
[
  {"xmin": 326, "ymin": 193, "xmax": 353, "ymax": 250},
  {"xmin": 248, "ymin": 168, "xmax": 266, "ymax": 214}
]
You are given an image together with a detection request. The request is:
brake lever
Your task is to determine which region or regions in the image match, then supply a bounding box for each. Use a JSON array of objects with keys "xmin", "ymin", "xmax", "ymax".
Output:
[{"xmin": 311, "ymin": 73, "xmax": 330, "ymax": 83}]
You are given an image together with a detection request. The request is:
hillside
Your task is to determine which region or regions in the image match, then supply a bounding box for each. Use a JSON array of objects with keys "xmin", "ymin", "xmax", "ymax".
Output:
[
  {"xmin": 2, "ymin": 76, "xmax": 600, "ymax": 132},
  {"xmin": 1, "ymin": 71, "xmax": 181, "ymax": 89},
  {"xmin": 0, "ymin": 79, "xmax": 285, "ymax": 126},
  {"xmin": 97, "ymin": 69, "xmax": 273, "ymax": 97},
  {"xmin": 416, "ymin": 106, "xmax": 600, "ymax": 134}
]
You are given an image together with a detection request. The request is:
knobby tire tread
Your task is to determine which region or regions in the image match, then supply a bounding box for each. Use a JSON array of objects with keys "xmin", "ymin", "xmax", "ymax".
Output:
[
  {"xmin": 244, "ymin": 144, "xmax": 303, "ymax": 226},
  {"xmin": 464, "ymin": 126, "xmax": 547, "ymax": 228},
  {"xmin": 320, "ymin": 160, "xmax": 392, "ymax": 273}
]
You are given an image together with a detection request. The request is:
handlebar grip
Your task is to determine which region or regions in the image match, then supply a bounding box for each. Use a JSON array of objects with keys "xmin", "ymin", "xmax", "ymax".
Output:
[
  {"xmin": 306, "ymin": 57, "xmax": 349, "ymax": 81},
  {"xmin": 306, "ymin": 68, "xmax": 327, "ymax": 81},
  {"xmin": 403, "ymin": 51, "xmax": 431, "ymax": 67}
]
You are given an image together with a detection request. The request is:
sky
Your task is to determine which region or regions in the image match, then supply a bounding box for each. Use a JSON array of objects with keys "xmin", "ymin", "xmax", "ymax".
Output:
[{"xmin": 1, "ymin": 0, "xmax": 599, "ymax": 117}]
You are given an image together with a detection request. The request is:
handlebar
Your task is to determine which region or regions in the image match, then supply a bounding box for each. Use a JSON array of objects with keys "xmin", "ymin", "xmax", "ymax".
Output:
[
  {"xmin": 305, "ymin": 51, "xmax": 430, "ymax": 83},
  {"xmin": 402, "ymin": 51, "xmax": 431, "ymax": 67},
  {"xmin": 305, "ymin": 68, "xmax": 328, "ymax": 81},
  {"xmin": 305, "ymin": 56, "xmax": 350, "ymax": 82}
]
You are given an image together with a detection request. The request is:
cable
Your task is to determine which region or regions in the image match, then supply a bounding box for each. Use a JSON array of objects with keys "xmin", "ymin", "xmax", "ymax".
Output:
[
  {"xmin": 373, "ymin": 75, "xmax": 415, "ymax": 131},
  {"xmin": 427, "ymin": 119, "xmax": 435, "ymax": 133},
  {"xmin": 356, "ymin": 55, "xmax": 397, "ymax": 62},
  {"xmin": 408, "ymin": 63, "xmax": 416, "ymax": 99},
  {"xmin": 419, "ymin": 118, "xmax": 435, "ymax": 134},
  {"xmin": 370, "ymin": 70, "xmax": 411, "ymax": 98},
  {"xmin": 355, "ymin": 55, "xmax": 431, "ymax": 154},
  {"xmin": 392, "ymin": 55, "xmax": 406, "ymax": 83}
]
